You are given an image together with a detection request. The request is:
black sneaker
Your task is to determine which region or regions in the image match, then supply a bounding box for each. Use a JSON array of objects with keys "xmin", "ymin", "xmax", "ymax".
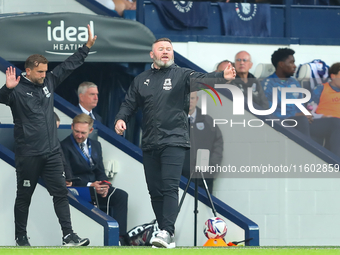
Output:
[
  {"xmin": 16, "ymin": 235, "xmax": 31, "ymax": 246},
  {"xmin": 62, "ymin": 233, "xmax": 90, "ymax": 246}
]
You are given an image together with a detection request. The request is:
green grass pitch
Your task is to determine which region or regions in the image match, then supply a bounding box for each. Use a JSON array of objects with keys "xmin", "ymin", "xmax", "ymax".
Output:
[{"xmin": 2, "ymin": 247, "xmax": 340, "ymax": 255}]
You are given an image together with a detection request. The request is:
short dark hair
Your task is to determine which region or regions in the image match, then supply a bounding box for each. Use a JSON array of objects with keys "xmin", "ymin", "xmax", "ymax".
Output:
[
  {"xmin": 271, "ymin": 48, "xmax": 295, "ymax": 69},
  {"xmin": 153, "ymin": 38, "xmax": 172, "ymax": 45},
  {"xmin": 329, "ymin": 63, "xmax": 340, "ymax": 77},
  {"xmin": 25, "ymin": 54, "xmax": 48, "ymax": 69},
  {"xmin": 152, "ymin": 38, "xmax": 172, "ymax": 51}
]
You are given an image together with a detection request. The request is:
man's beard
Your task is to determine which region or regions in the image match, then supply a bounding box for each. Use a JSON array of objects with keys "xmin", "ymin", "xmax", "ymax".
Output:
[
  {"xmin": 154, "ymin": 58, "xmax": 174, "ymax": 69},
  {"xmin": 31, "ymin": 77, "xmax": 45, "ymax": 85}
]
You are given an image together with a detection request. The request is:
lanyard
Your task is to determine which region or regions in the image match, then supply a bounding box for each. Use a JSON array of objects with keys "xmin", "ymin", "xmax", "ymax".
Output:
[{"xmin": 70, "ymin": 134, "xmax": 92, "ymax": 166}]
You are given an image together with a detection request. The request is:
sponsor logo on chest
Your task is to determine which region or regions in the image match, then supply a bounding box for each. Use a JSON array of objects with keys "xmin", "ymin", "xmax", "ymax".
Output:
[{"xmin": 43, "ymin": 86, "xmax": 51, "ymax": 98}]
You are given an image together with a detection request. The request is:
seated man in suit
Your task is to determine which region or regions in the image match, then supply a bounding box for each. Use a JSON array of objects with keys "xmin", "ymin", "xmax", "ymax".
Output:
[
  {"xmin": 78, "ymin": 81, "xmax": 102, "ymax": 123},
  {"xmin": 61, "ymin": 113, "xmax": 128, "ymax": 244}
]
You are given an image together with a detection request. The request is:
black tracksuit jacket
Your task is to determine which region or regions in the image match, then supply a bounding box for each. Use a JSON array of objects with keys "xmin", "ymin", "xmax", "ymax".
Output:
[
  {"xmin": 0, "ymin": 45, "xmax": 89, "ymax": 156},
  {"xmin": 115, "ymin": 63, "xmax": 224, "ymax": 151}
]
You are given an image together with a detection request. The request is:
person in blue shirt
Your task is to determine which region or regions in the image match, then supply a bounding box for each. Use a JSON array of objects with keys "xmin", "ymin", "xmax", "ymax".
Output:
[
  {"xmin": 262, "ymin": 48, "xmax": 340, "ymax": 157},
  {"xmin": 262, "ymin": 48, "xmax": 311, "ymax": 135}
]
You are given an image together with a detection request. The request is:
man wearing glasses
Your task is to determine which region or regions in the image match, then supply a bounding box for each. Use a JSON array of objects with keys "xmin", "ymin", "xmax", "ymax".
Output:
[{"xmin": 233, "ymin": 51, "xmax": 269, "ymax": 110}]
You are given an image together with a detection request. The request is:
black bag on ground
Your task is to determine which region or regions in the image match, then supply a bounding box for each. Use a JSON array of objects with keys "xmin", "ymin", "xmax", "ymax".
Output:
[{"xmin": 125, "ymin": 219, "xmax": 159, "ymax": 246}]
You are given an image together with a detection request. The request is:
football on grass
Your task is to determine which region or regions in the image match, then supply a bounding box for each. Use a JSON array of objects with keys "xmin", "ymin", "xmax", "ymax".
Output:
[{"xmin": 203, "ymin": 217, "xmax": 227, "ymax": 239}]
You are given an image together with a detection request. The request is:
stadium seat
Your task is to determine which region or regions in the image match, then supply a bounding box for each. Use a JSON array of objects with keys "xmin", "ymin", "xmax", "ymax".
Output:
[
  {"xmin": 296, "ymin": 60, "xmax": 330, "ymax": 93},
  {"xmin": 295, "ymin": 63, "xmax": 313, "ymax": 92},
  {"xmin": 254, "ymin": 63, "xmax": 275, "ymax": 82}
]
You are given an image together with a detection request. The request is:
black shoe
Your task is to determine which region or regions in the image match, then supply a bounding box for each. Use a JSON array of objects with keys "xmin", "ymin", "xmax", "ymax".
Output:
[
  {"xmin": 62, "ymin": 233, "xmax": 90, "ymax": 246},
  {"xmin": 16, "ymin": 235, "xmax": 31, "ymax": 246}
]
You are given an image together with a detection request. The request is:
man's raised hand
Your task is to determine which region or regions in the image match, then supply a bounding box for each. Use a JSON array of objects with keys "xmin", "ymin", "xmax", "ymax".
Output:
[
  {"xmin": 6, "ymin": 66, "xmax": 20, "ymax": 89},
  {"xmin": 86, "ymin": 24, "xmax": 97, "ymax": 49},
  {"xmin": 223, "ymin": 62, "xmax": 236, "ymax": 81}
]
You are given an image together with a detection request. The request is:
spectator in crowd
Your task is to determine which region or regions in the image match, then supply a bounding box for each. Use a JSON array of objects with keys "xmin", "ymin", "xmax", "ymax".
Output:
[
  {"xmin": 262, "ymin": 48, "xmax": 311, "ymax": 134},
  {"xmin": 114, "ymin": 38, "xmax": 235, "ymax": 248},
  {"xmin": 78, "ymin": 81, "xmax": 102, "ymax": 123},
  {"xmin": 182, "ymin": 91, "xmax": 223, "ymax": 194},
  {"xmin": 95, "ymin": 0, "xmax": 136, "ymax": 16},
  {"xmin": 0, "ymin": 24, "xmax": 96, "ymax": 247},
  {"xmin": 262, "ymin": 48, "xmax": 340, "ymax": 157},
  {"xmin": 311, "ymin": 62, "xmax": 340, "ymax": 118},
  {"xmin": 215, "ymin": 59, "xmax": 234, "ymax": 72},
  {"xmin": 61, "ymin": 113, "xmax": 129, "ymax": 245},
  {"xmin": 232, "ymin": 51, "xmax": 269, "ymax": 110}
]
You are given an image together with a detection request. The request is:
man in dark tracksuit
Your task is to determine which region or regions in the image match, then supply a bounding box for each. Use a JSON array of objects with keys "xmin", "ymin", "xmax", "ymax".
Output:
[
  {"xmin": 0, "ymin": 25, "xmax": 96, "ymax": 246},
  {"xmin": 114, "ymin": 38, "xmax": 235, "ymax": 248}
]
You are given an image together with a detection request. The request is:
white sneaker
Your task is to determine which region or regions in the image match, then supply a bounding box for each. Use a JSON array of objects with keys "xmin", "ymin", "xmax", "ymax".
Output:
[{"xmin": 151, "ymin": 230, "xmax": 175, "ymax": 248}]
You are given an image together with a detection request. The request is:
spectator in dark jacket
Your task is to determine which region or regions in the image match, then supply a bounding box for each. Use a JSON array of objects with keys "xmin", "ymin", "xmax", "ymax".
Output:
[{"xmin": 232, "ymin": 51, "xmax": 269, "ymax": 110}]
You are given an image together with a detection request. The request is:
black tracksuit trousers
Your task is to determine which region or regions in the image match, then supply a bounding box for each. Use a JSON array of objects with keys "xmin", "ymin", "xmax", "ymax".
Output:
[
  {"xmin": 143, "ymin": 146, "xmax": 186, "ymax": 235},
  {"xmin": 14, "ymin": 150, "xmax": 72, "ymax": 238}
]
